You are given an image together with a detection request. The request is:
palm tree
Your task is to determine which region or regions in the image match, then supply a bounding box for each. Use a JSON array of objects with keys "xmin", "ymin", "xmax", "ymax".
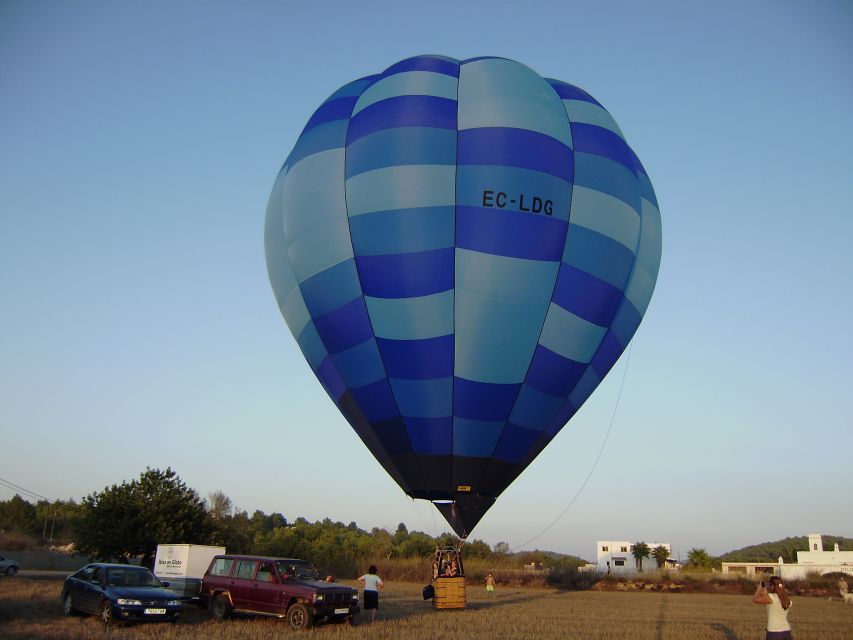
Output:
[
  {"xmin": 687, "ymin": 547, "xmax": 713, "ymax": 569},
  {"xmin": 631, "ymin": 541, "xmax": 650, "ymax": 572},
  {"xmin": 652, "ymin": 545, "xmax": 670, "ymax": 569}
]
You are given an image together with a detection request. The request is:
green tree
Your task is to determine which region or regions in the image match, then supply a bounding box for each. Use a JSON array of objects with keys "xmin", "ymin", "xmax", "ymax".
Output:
[
  {"xmin": 204, "ymin": 492, "xmax": 257, "ymax": 553},
  {"xmin": 0, "ymin": 495, "xmax": 38, "ymax": 535},
  {"xmin": 74, "ymin": 468, "xmax": 213, "ymax": 567},
  {"xmin": 436, "ymin": 533, "xmax": 461, "ymax": 549},
  {"xmin": 518, "ymin": 550, "xmax": 551, "ymax": 568},
  {"xmin": 631, "ymin": 541, "xmax": 650, "ymax": 572},
  {"xmin": 493, "ymin": 541, "xmax": 510, "ymax": 555},
  {"xmin": 781, "ymin": 543, "xmax": 798, "ymax": 564},
  {"xmin": 34, "ymin": 499, "xmax": 82, "ymax": 543},
  {"xmin": 248, "ymin": 510, "xmax": 288, "ymax": 541},
  {"xmin": 652, "ymin": 545, "xmax": 670, "ymax": 569},
  {"xmin": 552, "ymin": 555, "xmax": 587, "ymax": 571},
  {"xmin": 392, "ymin": 522, "xmax": 409, "ymax": 549},
  {"xmin": 686, "ymin": 547, "xmax": 713, "ymax": 569},
  {"xmin": 74, "ymin": 481, "xmax": 141, "ymax": 563},
  {"xmin": 212, "ymin": 509, "xmax": 253, "ymax": 553},
  {"xmin": 394, "ymin": 531, "xmax": 435, "ymax": 558},
  {"xmin": 206, "ymin": 491, "xmax": 232, "ymax": 521},
  {"xmin": 462, "ymin": 539, "xmax": 492, "ymax": 559},
  {"xmin": 369, "ymin": 527, "xmax": 394, "ymax": 560}
]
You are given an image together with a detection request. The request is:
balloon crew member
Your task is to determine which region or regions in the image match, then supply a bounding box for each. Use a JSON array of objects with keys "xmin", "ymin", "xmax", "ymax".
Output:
[
  {"xmin": 357, "ymin": 565, "xmax": 384, "ymax": 622},
  {"xmin": 752, "ymin": 576, "xmax": 792, "ymax": 639}
]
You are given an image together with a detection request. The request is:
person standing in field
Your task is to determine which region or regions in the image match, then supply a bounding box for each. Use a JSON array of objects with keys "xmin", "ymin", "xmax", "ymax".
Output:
[
  {"xmin": 752, "ymin": 576, "xmax": 792, "ymax": 639},
  {"xmin": 485, "ymin": 572, "xmax": 496, "ymax": 596},
  {"xmin": 838, "ymin": 576, "xmax": 849, "ymax": 599},
  {"xmin": 357, "ymin": 565, "xmax": 384, "ymax": 622}
]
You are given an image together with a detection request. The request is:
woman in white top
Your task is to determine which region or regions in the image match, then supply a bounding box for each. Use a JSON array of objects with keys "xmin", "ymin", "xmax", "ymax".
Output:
[
  {"xmin": 357, "ymin": 565, "xmax": 384, "ymax": 622},
  {"xmin": 752, "ymin": 576, "xmax": 792, "ymax": 640}
]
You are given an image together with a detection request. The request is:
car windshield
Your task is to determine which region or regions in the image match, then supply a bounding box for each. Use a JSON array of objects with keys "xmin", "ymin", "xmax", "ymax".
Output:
[
  {"xmin": 106, "ymin": 567, "xmax": 162, "ymax": 587},
  {"xmin": 276, "ymin": 560, "xmax": 319, "ymax": 580}
]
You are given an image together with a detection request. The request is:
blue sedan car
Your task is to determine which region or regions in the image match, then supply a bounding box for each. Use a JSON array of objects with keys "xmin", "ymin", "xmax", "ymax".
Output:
[{"xmin": 61, "ymin": 563, "xmax": 182, "ymax": 624}]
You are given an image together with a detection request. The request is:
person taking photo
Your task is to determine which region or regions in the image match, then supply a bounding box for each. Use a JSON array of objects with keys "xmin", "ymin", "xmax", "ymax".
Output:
[{"xmin": 752, "ymin": 576, "xmax": 793, "ymax": 639}]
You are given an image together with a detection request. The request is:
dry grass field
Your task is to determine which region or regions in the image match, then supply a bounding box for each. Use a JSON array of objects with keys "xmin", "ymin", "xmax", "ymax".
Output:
[{"xmin": 1, "ymin": 577, "xmax": 851, "ymax": 640}]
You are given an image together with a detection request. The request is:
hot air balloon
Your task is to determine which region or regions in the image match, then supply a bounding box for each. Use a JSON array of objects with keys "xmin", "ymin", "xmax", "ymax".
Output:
[{"xmin": 265, "ymin": 55, "xmax": 661, "ymax": 538}]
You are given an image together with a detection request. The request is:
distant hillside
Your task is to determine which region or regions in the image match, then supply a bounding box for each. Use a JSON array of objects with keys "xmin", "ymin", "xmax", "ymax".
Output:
[
  {"xmin": 719, "ymin": 535, "xmax": 853, "ymax": 563},
  {"xmin": 543, "ymin": 551, "xmax": 589, "ymax": 566}
]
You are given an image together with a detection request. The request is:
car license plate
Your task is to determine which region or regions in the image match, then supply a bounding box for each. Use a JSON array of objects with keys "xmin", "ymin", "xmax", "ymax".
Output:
[
  {"xmin": 144, "ymin": 608, "xmax": 166, "ymax": 615},
  {"xmin": 334, "ymin": 608, "xmax": 349, "ymax": 614}
]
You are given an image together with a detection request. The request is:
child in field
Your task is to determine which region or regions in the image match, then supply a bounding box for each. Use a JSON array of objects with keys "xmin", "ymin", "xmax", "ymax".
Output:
[{"xmin": 485, "ymin": 572, "xmax": 496, "ymax": 596}]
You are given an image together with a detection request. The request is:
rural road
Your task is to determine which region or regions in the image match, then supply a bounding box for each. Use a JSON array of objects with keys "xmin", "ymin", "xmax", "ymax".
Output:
[{"xmin": 13, "ymin": 570, "xmax": 68, "ymax": 581}]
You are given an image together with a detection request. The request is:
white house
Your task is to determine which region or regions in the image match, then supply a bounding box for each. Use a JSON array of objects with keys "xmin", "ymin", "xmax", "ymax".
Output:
[
  {"xmin": 595, "ymin": 539, "xmax": 674, "ymax": 572},
  {"xmin": 784, "ymin": 534, "xmax": 853, "ymax": 579},
  {"xmin": 721, "ymin": 534, "xmax": 853, "ymax": 580}
]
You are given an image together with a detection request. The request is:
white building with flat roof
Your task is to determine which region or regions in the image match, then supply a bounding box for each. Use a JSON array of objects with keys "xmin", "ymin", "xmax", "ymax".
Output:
[
  {"xmin": 721, "ymin": 534, "xmax": 853, "ymax": 580},
  {"xmin": 596, "ymin": 540, "xmax": 674, "ymax": 572},
  {"xmin": 787, "ymin": 534, "xmax": 853, "ymax": 579}
]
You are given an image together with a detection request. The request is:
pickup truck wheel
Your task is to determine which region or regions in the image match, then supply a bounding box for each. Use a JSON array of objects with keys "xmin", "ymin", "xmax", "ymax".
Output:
[
  {"xmin": 210, "ymin": 595, "xmax": 232, "ymax": 621},
  {"xmin": 286, "ymin": 602, "xmax": 313, "ymax": 630}
]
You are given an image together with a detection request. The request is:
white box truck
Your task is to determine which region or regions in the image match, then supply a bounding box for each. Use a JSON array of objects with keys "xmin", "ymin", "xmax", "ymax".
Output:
[{"xmin": 154, "ymin": 544, "xmax": 225, "ymax": 602}]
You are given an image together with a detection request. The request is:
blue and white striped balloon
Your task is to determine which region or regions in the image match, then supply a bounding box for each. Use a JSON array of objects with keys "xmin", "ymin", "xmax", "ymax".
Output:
[{"xmin": 265, "ymin": 55, "xmax": 661, "ymax": 537}]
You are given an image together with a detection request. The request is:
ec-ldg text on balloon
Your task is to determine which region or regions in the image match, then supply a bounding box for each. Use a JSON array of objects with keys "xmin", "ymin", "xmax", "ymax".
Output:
[{"xmin": 481, "ymin": 190, "xmax": 554, "ymax": 215}]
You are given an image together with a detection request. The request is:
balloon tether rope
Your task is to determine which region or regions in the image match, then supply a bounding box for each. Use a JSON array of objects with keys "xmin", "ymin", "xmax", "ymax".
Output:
[{"xmin": 510, "ymin": 342, "xmax": 633, "ymax": 552}]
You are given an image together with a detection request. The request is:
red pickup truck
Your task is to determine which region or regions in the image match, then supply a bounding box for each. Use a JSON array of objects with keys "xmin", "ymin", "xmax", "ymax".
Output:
[{"xmin": 201, "ymin": 555, "xmax": 359, "ymax": 629}]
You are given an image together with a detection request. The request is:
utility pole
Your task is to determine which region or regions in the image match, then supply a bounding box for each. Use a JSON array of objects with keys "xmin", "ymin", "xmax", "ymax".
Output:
[{"xmin": 49, "ymin": 508, "xmax": 57, "ymax": 543}]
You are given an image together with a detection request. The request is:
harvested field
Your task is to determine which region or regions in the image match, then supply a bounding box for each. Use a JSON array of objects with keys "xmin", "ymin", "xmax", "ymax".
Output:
[{"xmin": 1, "ymin": 577, "xmax": 851, "ymax": 639}]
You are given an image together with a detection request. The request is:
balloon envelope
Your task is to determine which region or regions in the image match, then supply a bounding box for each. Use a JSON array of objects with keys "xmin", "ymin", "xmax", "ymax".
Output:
[{"xmin": 265, "ymin": 55, "xmax": 661, "ymax": 537}]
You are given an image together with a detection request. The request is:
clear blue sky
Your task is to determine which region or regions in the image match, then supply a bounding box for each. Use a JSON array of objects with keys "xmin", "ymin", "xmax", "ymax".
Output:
[{"xmin": 2, "ymin": 0, "xmax": 851, "ymax": 559}]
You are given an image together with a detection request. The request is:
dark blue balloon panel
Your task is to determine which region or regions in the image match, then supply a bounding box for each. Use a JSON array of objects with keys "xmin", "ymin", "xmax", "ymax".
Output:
[{"xmin": 265, "ymin": 55, "xmax": 662, "ymax": 537}]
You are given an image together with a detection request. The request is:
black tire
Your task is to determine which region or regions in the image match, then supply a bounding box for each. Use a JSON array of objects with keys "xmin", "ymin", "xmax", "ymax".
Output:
[
  {"xmin": 100, "ymin": 600, "xmax": 113, "ymax": 625},
  {"xmin": 62, "ymin": 593, "xmax": 77, "ymax": 616},
  {"xmin": 5, "ymin": 566, "xmax": 16, "ymax": 576},
  {"xmin": 210, "ymin": 594, "xmax": 233, "ymax": 621},
  {"xmin": 286, "ymin": 602, "xmax": 313, "ymax": 630}
]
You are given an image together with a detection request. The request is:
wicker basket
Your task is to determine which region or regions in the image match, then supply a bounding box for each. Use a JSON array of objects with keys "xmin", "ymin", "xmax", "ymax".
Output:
[{"xmin": 432, "ymin": 576, "xmax": 466, "ymax": 609}]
